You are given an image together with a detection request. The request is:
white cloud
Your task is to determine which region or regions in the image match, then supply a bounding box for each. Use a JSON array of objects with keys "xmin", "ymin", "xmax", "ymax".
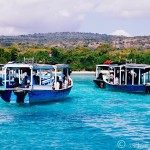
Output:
[
  {"xmin": 95, "ymin": 0, "xmax": 150, "ymax": 19},
  {"xmin": 0, "ymin": 0, "xmax": 98, "ymax": 35},
  {"xmin": 0, "ymin": 0, "xmax": 150, "ymax": 35},
  {"xmin": 59, "ymin": 10, "xmax": 70, "ymax": 17},
  {"xmin": 0, "ymin": 26, "xmax": 26, "ymax": 35},
  {"xmin": 111, "ymin": 29, "xmax": 131, "ymax": 37}
]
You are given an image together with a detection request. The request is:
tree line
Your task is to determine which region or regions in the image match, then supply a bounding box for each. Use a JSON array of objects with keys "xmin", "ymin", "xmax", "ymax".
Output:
[{"xmin": 0, "ymin": 44, "xmax": 150, "ymax": 71}]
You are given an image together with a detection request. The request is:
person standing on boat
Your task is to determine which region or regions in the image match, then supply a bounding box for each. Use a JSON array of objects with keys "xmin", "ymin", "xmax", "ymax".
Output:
[
  {"xmin": 11, "ymin": 77, "xmax": 19, "ymax": 88},
  {"xmin": 52, "ymin": 76, "xmax": 60, "ymax": 90},
  {"xmin": 21, "ymin": 76, "xmax": 28, "ymax": 87},
  {"xmin": 63, "ymin": 76, "xmax": 68, "ymax": 89},
  {"xmin": 110, "ymin": 74, "xmax": 114, "ymax": 84},
  {"xmin": 114, "ymin": 76, "xmax": 119, "ymax": 84}
]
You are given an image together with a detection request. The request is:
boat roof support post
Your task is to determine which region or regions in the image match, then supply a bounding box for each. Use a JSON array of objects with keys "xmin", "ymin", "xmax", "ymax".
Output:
[
  {"xmin": 114, "ymin": 67, "xmax": 116, "ymax": 84},
  {"xmin": 2, "ymin": 68, "xmax": 4, "ymax": 79},
  {"xmin": 143, "ymin": 72, "xmax": 146, "ymax": 84},
  {"xmin": 132, "ymin": 69, "xmax": 134, "ymax": 85},
  {"xmin": 148, "ymin": 71, "xmax": 150, "ymax": 82},
  {"xmin": 18, "ymin": 69, "xmax": 21, "ymax": 84},
  {"xmin": 39, "ymin": 69, "xmax": 41, "ymax": 85},
  {"xmin": 125, "ymin": 67, "xmax": 127, "ymax": 85},
  {"xmin": 21, "ymin": 70, "xmax": 23, "ymax": 80},
  {"xmin": 4, "ymin": 68, "xmax": 7, "ymax": 88},
  {"xmin": 96, "ymin": 66, "xmax": 99, "ymax": 79},
  {"xmin": 54, "ymin": 66, "xmax": 57, "ymax": 88},
  {"xmin": 96, "ymin": 67, "xmax": 97, "ymax": 78},
  {"xmin": 13, "ymin": 70, "xmax": 15, "ymax": 78},
  {"xmin": 119, "ymin": 66, "xmax": 121, "ymax": 85},
  {"xmin": 138, "ymin": 69, "xmax": 141, "ymax": 85},
  {"xmin": 8, "ymin": 69, "xmax": 11, "ymax": 85},
  {"xmin": 30, "ymin": 68, "xmax": 33, "ymax": 86},
  {"xmin": 108, "ymin": 67, "xmax": 110, "ymax": 83}
]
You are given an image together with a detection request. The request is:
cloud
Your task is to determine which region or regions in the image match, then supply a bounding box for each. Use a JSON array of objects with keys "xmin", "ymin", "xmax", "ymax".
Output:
[
  {"xmin": 95, "ymin": 0, "xmax": 150, "ymax": 19},
  {"xmin": 0, "ymin": 0, "xmax": 150, "ymax": 35},
  {"xmin": 0, "ymin": 0, "xmax": 98, "ymax": 35},
  {"xmin": 111, "ymin": 29, "xmax": 131, "ymax": 37}
]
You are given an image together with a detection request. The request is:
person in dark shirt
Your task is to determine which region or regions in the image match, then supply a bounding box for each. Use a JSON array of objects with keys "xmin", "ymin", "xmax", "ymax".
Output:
[{"xmin": 11, "ymin": 77, "xmax": 19, "ymax": 88}]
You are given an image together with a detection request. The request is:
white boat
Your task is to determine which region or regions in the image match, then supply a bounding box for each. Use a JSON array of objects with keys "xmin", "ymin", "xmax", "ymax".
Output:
[
  {"xmin": 103, "ymin": 63, "xmax": 150, "ymax": 94},
  {"xmin": 0, "ymin": 62, "xmax": 73, "ymax": 104}
]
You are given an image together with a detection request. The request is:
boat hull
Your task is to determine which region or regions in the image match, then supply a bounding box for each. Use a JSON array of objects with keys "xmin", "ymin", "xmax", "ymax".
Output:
[
  {"xmin": 105, "ymin": 82, "xmax": 147, "ymax": 94},
  {"xmin": 93, "ymin": 79, "xmax": 106, "ymax": 88},
  {"xmin": 0, "ymin": 87, "xmax": 72, "ymax": 104},
  {"xmin": 28, "ymin": 87, "xmax": 72, "ymax": 103}
]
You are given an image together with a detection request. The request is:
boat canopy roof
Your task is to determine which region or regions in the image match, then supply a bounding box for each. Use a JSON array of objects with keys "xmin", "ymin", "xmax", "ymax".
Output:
[
  {"xmin": 34, "ymin": 64, "xmax": 69, "ymax": 70},
  {"xmin": 2, "ymin": 63, "xmax": 69, "ymax": 70},
  {"xmin": 96, "ymin": 64, "xmax": 118, "ymax": 67},
  {"xmin": 103, "ymin": 63, "xmax": 150, "ymax": 70},
  {"xmin": 3, "ymin": 63, "xmax": 33, "ymax": 69},
  {"xmin": 125, "ymin": 63, "xmax": 150, "ymax": 69}
]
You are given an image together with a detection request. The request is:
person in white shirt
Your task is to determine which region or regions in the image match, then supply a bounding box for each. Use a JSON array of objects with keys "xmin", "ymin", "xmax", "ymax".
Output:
[
  {"xmin": 52, "ymin": 76, "xmax": 60, "ymax": 90},
  {"xmin": 64, "ymin": 76, "xmax": 68, "ymax": 89},
  {"xmin": 114, "ymin": 77, "xmax": 119, "ymax": 84},
  {"xmin": 54, "ymin": 81, "xmax": 60, "ymax": 90}
]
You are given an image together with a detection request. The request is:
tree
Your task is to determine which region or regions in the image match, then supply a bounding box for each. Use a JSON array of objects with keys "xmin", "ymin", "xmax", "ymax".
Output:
[
  {"xmin": 0, "ymin": 48, "xmax": 4, "ymax": 57},
  {"xmin": 95, "ymin": 44, "xmax": 115, "ymax": 55},
  {"xmin": 35, "ymin": 51, "xmax": 49, "ymax": 63},
  {"xmin": 10, "ymin": 48, "xmax": 18, "ymax": 61},
  {"xmin": 50, "ymin": 47, "xmax": 64, "ymax": 64}
]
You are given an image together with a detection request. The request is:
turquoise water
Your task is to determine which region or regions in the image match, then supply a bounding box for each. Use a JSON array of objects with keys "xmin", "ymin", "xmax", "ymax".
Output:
[{"xmin": 0, "ymin": 74, "xmax": 150, "ymax": 150}]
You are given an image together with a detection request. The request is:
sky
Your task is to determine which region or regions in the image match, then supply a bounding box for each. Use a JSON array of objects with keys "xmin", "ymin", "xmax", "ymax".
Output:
[{"xmin": 0, "ymin": 0, "xmax": 150, "ymax": 37}]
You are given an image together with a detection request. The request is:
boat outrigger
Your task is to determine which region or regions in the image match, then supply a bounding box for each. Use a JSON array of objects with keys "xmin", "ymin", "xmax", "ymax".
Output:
[
  {"xmin": 0, "ymin": 62, "xmax": 73, "ymax": 104},
  {"xmin": 103, "ymin": 63, "xmax": 150, "ymax": 94}
]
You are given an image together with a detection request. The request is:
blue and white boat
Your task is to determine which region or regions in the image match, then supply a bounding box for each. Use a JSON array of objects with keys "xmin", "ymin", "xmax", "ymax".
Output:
[
  {"xmin": 103, "ymin": 63, "xmax": 150, "ymax": 94},
  {"xmin": 0, "ymin": 62, "xmax": 73, "ymax": 104}
]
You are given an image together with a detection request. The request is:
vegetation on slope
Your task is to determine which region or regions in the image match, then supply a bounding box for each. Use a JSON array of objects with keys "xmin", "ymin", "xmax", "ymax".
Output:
[{"xmin": 0, "ymin": 43, "xmax": 150, "ymax": 71}]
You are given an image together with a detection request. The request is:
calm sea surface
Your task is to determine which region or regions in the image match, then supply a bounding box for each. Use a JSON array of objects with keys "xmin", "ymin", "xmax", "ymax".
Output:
[{"xmin": 0, "ymin": 74, "xmax": 150, "ymax": 150}]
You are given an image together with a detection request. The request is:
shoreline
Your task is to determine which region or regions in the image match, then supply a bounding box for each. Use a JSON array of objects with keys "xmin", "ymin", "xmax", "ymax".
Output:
[{"xmin": 72, "ymin": 71, "xmax": 95, "ymax": 74}]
